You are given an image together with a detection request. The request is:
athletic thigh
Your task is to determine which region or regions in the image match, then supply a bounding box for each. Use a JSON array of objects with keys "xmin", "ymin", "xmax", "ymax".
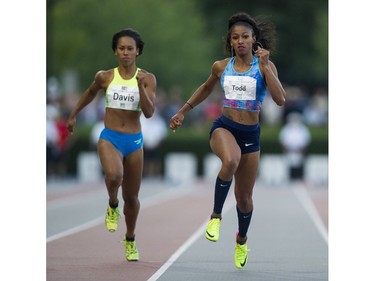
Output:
[
  {"xmin": 122, "ymin": 147, "xmax": 144, "ymax": 198},
  {"xmin": 97, "ymin": 139, "xmax": 124, "ymax": 177},
  {"xmin": 210, "ymin": 128, "xmax": 241, "ymax": 162}
]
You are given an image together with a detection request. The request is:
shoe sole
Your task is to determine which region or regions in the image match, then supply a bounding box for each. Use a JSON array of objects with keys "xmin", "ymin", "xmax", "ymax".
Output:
[{"xmin": 105, "ymin": 223, "xmax": 117, "ymax": 232}]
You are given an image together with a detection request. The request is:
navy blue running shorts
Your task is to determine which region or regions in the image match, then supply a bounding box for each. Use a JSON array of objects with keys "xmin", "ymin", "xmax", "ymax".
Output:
[{"xmin": 209, "ymin": 115, "xmax": 260, "ymax": 154}]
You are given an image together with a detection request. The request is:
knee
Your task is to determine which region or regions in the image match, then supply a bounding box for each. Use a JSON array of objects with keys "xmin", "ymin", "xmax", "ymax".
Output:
[
  {"xmin": 123, "ymin": 195, "xmax": 140, "ymax": 209},
  {"xmin": 222, "ymin": 157, "xmax": 240, "ymax": 175},
  {"xmin": 105, "ymin": 172, "xmax": 123, "ymax": 188},
  {"xmin": 236, "ymin": 196, "xmax": 253, "ymax": 211}
]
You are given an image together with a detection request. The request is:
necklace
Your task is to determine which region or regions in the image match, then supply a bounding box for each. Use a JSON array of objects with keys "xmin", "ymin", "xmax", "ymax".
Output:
[
  {"xmin": 234, "ymin": 56, "xmax": 254, "ymax": 66},
  {"xmin": 234, "ymin": 58, "xmax": 254, "ymax": 73},
  {"xmin": 247, "ymin": 57, "xmax": 255, "ymax": 66}
]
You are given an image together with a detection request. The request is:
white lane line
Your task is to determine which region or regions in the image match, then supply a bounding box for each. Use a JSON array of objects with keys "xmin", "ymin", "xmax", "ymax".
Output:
[
  {"xmin": 46, "ymin": 217, "xmax": 103, "ymax": 243},
  {"xmin": 293, "ymin": 186, "xmax": 328, "ymax": 245},
  {"xmin": 47, "ymin": 187, "xmax": 192, "ymax": 243},
  {"xmin": 147, "ymin": 194, "xmax": 236, "ymax": 281},
  {"xmin": 146, "ymin": 221, "xmax": 207, "ymax": 281}
]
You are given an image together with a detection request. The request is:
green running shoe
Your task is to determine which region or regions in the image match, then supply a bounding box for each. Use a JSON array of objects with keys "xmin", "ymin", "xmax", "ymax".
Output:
[
  {"xmin": 234, "ymin": 232, "xmax": 250, "ymax": 269},
  {"xmin": 205, "ymin": 218, "xmax": 221, "ymax": 242},
  {"xmin": 123, "ymin": 238, "xmax": 139, "ymax": 261},
  {"xmin": 105, "ymin": 204, "xmax": 120, "ymax": 232}
]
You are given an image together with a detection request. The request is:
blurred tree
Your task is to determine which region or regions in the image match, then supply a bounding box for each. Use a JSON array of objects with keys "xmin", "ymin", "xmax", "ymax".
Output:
[
  {"xmin": 196, "ymin": 0, "xmax": 328, "ymax": 91},
  {"xmin": 47, "ymin": 0, "xmax": 327, "ymax": 99},
  {"xmin": 47, "ymin": 0, "xmax": 215, "ymax": 98}
]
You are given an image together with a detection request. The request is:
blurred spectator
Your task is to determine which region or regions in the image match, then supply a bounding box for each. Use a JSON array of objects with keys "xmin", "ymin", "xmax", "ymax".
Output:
[
  {"xmin": 163, "ymin": 85, "xmax": 184, "ymax": 121},
  {"xmin": 282, "ymin": 85, "xmax": 309, "ymax": 121},
  {"xmin": 202, "ymin": 92, "xmax": 222, "ymax": 124},
  {"xmin": 46, "ymin": 103, "xmax": 70, "ymax": 178},
  {"xmin": 303, "ymin": 87, "xmax": 328, "ymax": 126},
  {"xmin": 47, "ymin": 104, "xmax": 59, "ymax": 177},
  {"xmin": 55, "ymin": 112, "xmax": 70, "ymax": 174},
  {"xmin": 202, "ymin": 101, "xmax": 221, "ymax": 121},
  {"xmin": 140, "ymin": 110, "xmax": 168, "ymax": 178},
  {"xmin": 279, "ymin": 112, "xmax": 311, "ymax": 181},
  {"xmin": 260, "ymin": 93, "xmax": 284, "ymax": 125},
  {"xmin": 90, "ymin": 112, "xmax": 105, "ymax": 149},
  {"xmin": 47, "ymin": 76, "xmax": 62, "ymax": 103},
  {"xmin": 88, "ymin": 95, "xmax": 107, "ymax": 149}
]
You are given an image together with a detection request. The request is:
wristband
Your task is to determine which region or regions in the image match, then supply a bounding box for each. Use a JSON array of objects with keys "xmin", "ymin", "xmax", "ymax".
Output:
[{"xmin": 186, "ymin": 102, "xmax": 193, "ymax": 109}]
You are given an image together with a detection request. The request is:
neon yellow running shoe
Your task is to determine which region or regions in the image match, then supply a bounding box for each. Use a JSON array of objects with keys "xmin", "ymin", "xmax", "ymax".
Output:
[
  {"xmin": 205, "ymin": 218, "xmax": 221, "ymax": 242},
  {"xmin": 234, "ymin": 233, "xmax": 250, "ymax": 269},
  {"xmin": 122, "ymin": 238, "xmax": 139, "ymax": 261},
  {"xmin": 105, "ymin": 205, "xmax": 120, "ymax": 232}
]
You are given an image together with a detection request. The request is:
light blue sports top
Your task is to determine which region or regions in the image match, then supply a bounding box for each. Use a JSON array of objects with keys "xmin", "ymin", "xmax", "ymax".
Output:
[{"xmin": 220, "ymin": 56, "xmax": 267, "ymax": 112}]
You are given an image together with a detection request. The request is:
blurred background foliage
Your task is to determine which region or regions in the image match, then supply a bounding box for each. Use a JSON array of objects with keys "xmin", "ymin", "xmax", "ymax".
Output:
[
  {"xmin": 48, "ymin": 0, "xmax": 215, "ymax": 97},
  {"xmin": 46, "ymin": 0, "xmax": 328, "ymax": 178},
  {"xmin": 47, "ymin": 0, "xmax": 327, "ymax": 97}
]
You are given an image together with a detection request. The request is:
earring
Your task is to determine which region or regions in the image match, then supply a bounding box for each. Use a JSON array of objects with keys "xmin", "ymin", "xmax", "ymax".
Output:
[{"xmin": 252, "ymin": 42, "xmax": 263, "ymax": 53}]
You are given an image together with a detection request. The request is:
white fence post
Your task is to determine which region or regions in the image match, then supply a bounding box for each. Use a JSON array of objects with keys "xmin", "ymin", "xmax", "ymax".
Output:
[
  {"xmin": 304, "ymin": 155, "xmax": 328, "ymax": 186},
  {"xmin": 77, "ymin": 152, "xmax": 102, "ymax": 182},
  {"xmin": 164, "ymin": 153, "xmax": 197, "ymax": 185},
  {"xmin": 203, "ymin": 153, "xmax": 221, "ymax": 182},
  {"xmin": 259, "ymin": 154, "xmax": 289, "ymax": 185}
]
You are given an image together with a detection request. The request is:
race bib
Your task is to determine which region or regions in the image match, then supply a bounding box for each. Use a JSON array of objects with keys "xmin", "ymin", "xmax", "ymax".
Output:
[
  {"xmin": 223, "ymin": 75, "xmax": 257, "ymax": 100},
  {"xmin": 106, "ymin": 85, "xmax": 140, "ymax": 110}
]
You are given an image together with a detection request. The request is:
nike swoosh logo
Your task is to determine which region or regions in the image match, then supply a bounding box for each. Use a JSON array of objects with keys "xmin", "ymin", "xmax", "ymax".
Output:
[
  {"xmin": 243, "ymin": 214, "xmax": 251, "ymax": 219},
  {"xmin": 245, "ymin": 143, "xmax": 254, "ymax": 147},
  {"xmin": 206, "ymin": 231, "xmax": 215, "ymax": 238},
  {"xmin": 134, "ymin": 138, "xmax": 142, "ymax": 145},
  {"xmin": 240, "ymin": 255, "xmax": 247, "ymax": 267},
  {"xmin": 220, "ymin": 184, "xmax": 228, "ymax": 187}
]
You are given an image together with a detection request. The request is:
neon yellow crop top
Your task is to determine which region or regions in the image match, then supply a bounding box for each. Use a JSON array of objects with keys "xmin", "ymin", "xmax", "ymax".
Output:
[{"xmin": 105, "ymin": 67, "xmax": 141, "ymax": 111}]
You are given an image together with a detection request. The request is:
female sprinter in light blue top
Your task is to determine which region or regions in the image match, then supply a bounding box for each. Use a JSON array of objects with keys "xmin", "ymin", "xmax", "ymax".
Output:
[
  {"xmin": 66, "ymin": 28, "xmax": 157, "ymax": 262},
  {"xmin": 170, "ymin": 12, "xmax": 286, "ymax": 269}
]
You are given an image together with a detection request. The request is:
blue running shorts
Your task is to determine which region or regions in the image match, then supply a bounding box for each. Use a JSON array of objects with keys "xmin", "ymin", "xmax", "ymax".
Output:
[{"xmin": 99, "ymin": 127, "xmax": 143, "ymax": 157}]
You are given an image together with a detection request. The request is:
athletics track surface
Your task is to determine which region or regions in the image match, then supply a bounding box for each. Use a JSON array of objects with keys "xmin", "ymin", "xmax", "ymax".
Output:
[{"xmin": 47, "ymin": 178, "xmax": 328, "ymax": 281}]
